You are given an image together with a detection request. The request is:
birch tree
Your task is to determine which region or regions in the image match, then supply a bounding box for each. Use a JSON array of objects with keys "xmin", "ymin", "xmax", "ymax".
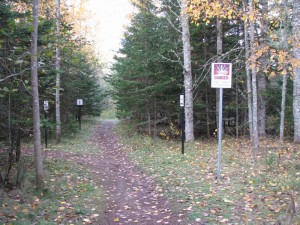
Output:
[
  {"xmin": 31, "ymin": 0, "xmax": 44, "ymax": 188},
  {"xmin": 243, "ymin": 14, "xmax": 253, "ymax": 139},
  {"xmin": 249, "ymin": 0, "xmax": 259, "ymax": 153},
  {"xmin": 55, "ymin": 0, "xmax": 61, "ymax": 143},
  {"xmin": 279, "ymin": 0, "xmax": 290, "ymax": 142},
  {"xmin": 215, "ymin": 17, "xmax": 223, "ymax": 131},
  {"xmin": 257, "ymin": 0, "xmax": 268, "ymax": 138},
  {"xmin": 292, "ymin": 0, "xmax": 300, "ymax": 143},
  {"xmin": 180, "ymin": 0, "xmax": 194, "ymax": 142}
]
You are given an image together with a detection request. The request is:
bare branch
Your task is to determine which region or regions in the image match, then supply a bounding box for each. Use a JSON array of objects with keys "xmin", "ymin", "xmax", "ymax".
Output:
[{"xmin": 0, "ymin": 69, "xmax": 30, "ymax": 83}]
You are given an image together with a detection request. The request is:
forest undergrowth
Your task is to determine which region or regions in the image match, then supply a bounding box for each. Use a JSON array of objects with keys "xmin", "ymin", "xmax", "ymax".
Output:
[
  {"xmin": 118, "ymin": 122, "xmax": 300, "ymax": 224},
  {"xmin": 0, "ymin": 118, "xmax": 104, "ymax": 225}
]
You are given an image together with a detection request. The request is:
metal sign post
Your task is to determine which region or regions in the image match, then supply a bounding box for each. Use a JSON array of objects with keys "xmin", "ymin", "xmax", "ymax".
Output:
[
  {"xmin": 180, "ymin": 94, "xmax": 185, "ymax": 155},
  {"xmin": 43, "ymin": 100, "xmax": 49, "ymax": 148},
  {"xmin": 211, "ymin": 63, "xmax": 232, "ymax": 179},
  {"xmin": 217, "ymin": 89, "xmax": 223, "ymax": 179},
  {"xmin": 76, "ymin": 99, "xmax": 83, "ymax": 130}
]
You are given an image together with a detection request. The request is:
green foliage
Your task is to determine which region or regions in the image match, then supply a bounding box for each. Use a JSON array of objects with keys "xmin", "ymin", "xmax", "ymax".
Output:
[
  {"xmin": 109, "ymin": 0, "xmax": 183, "ymax": 134},
  {"xmin": 0, "ymin": 0, "xmax": 107, "ymax": 140},
  {"xmin": 0, "ymin": 0, "xmax": 108, "ymax": 188}
]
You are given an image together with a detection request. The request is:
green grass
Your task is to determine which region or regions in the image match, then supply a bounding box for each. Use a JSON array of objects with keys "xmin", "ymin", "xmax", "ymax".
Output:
[
  {"xmin": 0, "ymin": 158, "xmax": 104, "ymax": 225},
  {"xmin": 100, "ymin": 105, "xmax": 117, "ymax": 120},
  {"xmin": 117, "ymin": 123, "xmax": 300, "ymax": 224},
  {"xmin": 1, "ymin": 117, "xmax": 104, "ymax": 224},
  {"xmin": 45, "ymin": 117, "xmax": 102, "ymax": 155}
]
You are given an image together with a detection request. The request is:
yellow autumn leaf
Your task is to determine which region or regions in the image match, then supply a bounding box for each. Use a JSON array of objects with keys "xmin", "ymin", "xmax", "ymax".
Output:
[
  {"xmin": 114, "ymin": 217, "xmax": 120, "ymax": 222},
  {"xmin": 22, "ymin": 208, "xmax": 29, "ymax": 214},
  {"xmin": 83, "ymin": 218, "xmax": 92, "ymax": 224}
]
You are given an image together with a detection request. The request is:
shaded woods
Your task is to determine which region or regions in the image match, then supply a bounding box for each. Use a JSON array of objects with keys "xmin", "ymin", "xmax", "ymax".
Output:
[{"xmin": 0, "ymin": 0, "xmax": 107, "ymax": 189}]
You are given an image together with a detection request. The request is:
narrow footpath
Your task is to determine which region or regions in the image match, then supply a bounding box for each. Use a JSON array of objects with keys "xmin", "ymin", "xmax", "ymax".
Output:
[{"xmin": 45, "ymin": 120, "xmax": 188, "ymax": 225}]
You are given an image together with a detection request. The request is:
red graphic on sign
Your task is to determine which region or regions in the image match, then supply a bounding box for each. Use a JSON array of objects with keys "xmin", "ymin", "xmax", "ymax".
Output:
[{"xmin": 213, "ymin": 64, "xmax": 230, "ymax": 80}]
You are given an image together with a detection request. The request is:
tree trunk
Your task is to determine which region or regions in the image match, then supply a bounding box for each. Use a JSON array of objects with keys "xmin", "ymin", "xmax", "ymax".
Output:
[
  {"xmin": 257, "ymin": 75, "xmax": 266, "ymax": 138},
  {"xmin": 257, "ymin": 0, "xmax": 268, "ymax": 138},
  {"xmin": 216, "ymin": 18, "xmax": 223, "ymax": 130},
  {"xmin": 31, "ymin": 0, "xmax": 44, "ymax": 189},
  {"xmin": 243, "ymin": 2, "xmax": 253, "ymax": 139},
  {"xmin": 154, "ymin": 97, "xmax": 157, "ymax": 138},
  {"xmin": 236, "ymin": 82, "xmax": 239, "ymax": 138},
  {"xmin": 180, "ymin": 0, "xmax": 194, "ymax": 142},
  {"xmin": 280, "ymin": 74, "xmax": 288, "ymax": 141},
  {"xmin": 5, "ymin": 93, "xmax": 13, "ymax": 187},
  {"xmin": 249, "ymin": 0, "xmax": 259, "ymax": 154},
  {"xmin": 55, "ymin": 0, "xmax": 62, "ymax": 143},
  {"xmin": 147, "ymin": 106, "xmax": 151, "ymax": 136},
  {"xmin": 280, "ymin": 0, "xmax": 290, "ymax": 142},
  {"xmin": 292, "ymin": 0, "xmax": 300, "ymax": 143}
]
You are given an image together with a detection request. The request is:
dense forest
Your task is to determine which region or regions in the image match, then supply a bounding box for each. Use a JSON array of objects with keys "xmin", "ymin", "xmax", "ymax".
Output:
[
  {"xmin": 110, "ymin": 0, "xmax": 300, "ymax": 149},
  {"xmin": 0, "ymin": 0, "xmax": 107, "ymax": 188}
]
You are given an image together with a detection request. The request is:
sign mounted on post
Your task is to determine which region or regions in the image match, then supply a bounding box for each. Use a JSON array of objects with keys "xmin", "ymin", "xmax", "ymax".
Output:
[
  {"xmin": 76, "ymin": 99, "xmax": 83, "ymax": 130},
  {"xmin": 211, "ymin": 63, "xmax": 232, "ymax": 88},
  {"xmin": 76, "ymin": 99, "xmax": 83, "ymax": 106},
  {"xmin": 43, "ymin": 100, "xmax": 49, "ymax": 111},
  {"xmin": 179, "ymin": 94, "xmax": 185, "ymax": 155},
  {"xmin": 180, "ymin": 95, "xmax": 184, "ymax": 107}
]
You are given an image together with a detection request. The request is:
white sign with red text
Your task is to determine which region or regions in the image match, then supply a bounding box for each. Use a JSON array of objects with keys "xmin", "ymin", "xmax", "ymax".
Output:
[{"xmin": 211, "ymin": 63, "xmax": 232, "ymax": 88}]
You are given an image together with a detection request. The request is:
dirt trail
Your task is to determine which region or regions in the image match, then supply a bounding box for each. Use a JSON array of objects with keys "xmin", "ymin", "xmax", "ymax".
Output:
[{"xmin": 44, "ymin": 120, "xmax": 188, "ymax": 225}]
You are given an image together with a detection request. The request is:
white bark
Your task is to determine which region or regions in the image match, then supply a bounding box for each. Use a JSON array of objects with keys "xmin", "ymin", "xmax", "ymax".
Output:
[
  {"xmin": 31, "ymin": 0, "xmax": 44, "ymax": 188},
  {"xmin": 280, "ymin": 74, "xmax": 288, "ymax": 141},
  {"xmin": 55, "ymin": 0, "xmax": 61, "ymax": 143},
  {"xmin": 279, "ymin": 0, "xmax": 290, "ymax": 142},
  {"xmin": 249, "ymin": 0, "xmax": 259, "ymax": 153},
  {"xmin": 257, "ymin": 0, "xmax": 268, "ymax": 138},
  {"xmin": 180, "ymin": 0, "xmax": 194, "ymax": 142},
  {"xmin": 258, "ymin": 75, "xmax": 266, "ymax": 137},
  {"xmin": 243, "ymin": 16, "xmax": 253, "ymax": 139},
  {"xmin": 216, "ymin": 18, "xmax": 223, "ymax": 131},
  {"xmin": 292, "ymin": 0, "xmax": 300, "ymax": 143}
]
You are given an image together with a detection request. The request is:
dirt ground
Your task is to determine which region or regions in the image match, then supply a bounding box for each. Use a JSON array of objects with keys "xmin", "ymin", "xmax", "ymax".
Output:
[{"xmin": 44, "ymin": 120, "xmax": 189, "ymax": 225}]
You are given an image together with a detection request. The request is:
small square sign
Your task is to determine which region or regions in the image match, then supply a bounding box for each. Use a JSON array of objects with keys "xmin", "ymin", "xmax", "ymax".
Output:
[
  {"xmin": 211, "ymin": 63, "xmax": 232, "ymax": 88},
  {"xmin": 77, "ymin": 99, "xmax": 83, "ymax": 106}
]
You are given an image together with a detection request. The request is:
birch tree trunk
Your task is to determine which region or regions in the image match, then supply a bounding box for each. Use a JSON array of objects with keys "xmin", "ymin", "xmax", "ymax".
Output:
[
  {"xmin": 258, "ymin": 75, "xmax": 266, "ymax": 138},
  {"xmin": 292, "ymin": 0, "xmax": 300, "ymax": 143},
  {"xmin": 31, "ymin": 0, "xmax": 44, "ymax": 189},
  {"xmin": 249, "ymin": 0, "xmax": 259, "ymax": 153},
  {"xmin": 55, "ymin": 0, "xmax": 61, "ymax": 143},
  {"xmin": 243, "ymin": 9, "xmax": 253, "ymax": 139},
  {"xmin": 216, "ymin": 17, "xmax": 223, "ymax": 131},
  {"xmin": 279, "ymin": 0, "xmax": 290, "ymax": 142},
  {"xmin": 180, "ymin": 0, "xmax": 194, "ymax": 142},
  {"xmin": 280, "ymin": 74, "xmax": 288, "ymax": 141},
  {"xmin": 257, "ymin": 0, "xmax": 268, "ymax": 138}
]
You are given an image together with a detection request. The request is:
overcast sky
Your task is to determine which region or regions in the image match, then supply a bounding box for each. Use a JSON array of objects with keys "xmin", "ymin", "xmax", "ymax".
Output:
[{"xmin": 86, "ymin": 0, "xmax": 133, "ymax": 61}]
